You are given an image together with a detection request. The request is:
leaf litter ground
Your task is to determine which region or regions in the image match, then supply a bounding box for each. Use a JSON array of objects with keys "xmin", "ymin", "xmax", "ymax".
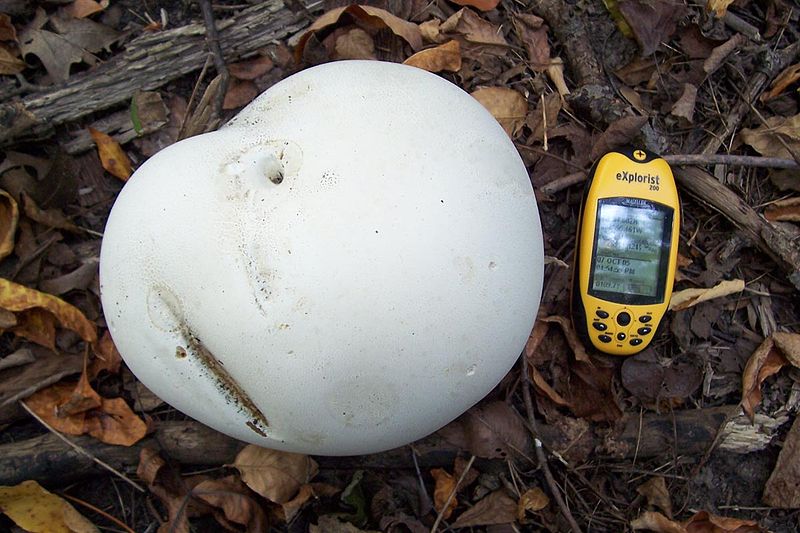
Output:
[{"xmin": 0, "ymin": 0, "xmax": 799, "ymax": 531}]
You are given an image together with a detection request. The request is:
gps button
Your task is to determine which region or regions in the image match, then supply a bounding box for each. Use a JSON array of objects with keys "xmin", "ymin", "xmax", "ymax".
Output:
[
  {"xmin": 617, "ymin": 312, "xmax": 631, "ymax": 326},
  {"xmin": 630, "ymin": 338, "xmax": 643, "ymax": 346},
  {"xmin": 592, "ymin": 322, "xmax": 607, "ymax": 331},
  {"xmin": 598, "ymin": 335, "xmax": 612, "ymax": 343},
  {"xmin": 596, "ymin": 310, "xmax": 609, "ymax": 319}
]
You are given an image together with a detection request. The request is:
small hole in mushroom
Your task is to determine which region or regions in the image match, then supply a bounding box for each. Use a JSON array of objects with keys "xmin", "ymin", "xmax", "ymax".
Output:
[{"xmin": 175, "ymin": 346, "xmax": 188, "ymax": 359}]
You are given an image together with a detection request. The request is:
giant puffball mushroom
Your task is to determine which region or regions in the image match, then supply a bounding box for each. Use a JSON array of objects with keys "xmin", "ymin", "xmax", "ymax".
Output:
[{"xmin": 99, "ymin": 61, "xmax": 544, "ymax": 455}]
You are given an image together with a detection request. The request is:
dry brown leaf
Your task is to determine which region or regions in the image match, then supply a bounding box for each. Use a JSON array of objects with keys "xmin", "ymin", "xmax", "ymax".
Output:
[
  {"xmin": 741, "ymin": 332, "xmax": 800, "ymax": 420},
  {"xmin": 227, "ymin": 55, "xmax": 273, "ymax": 80},
  {"xmin": 617, "ymin": 0, "xmax": 686, "ymax": 56},
  {"xmin": 223, "ymin": 79, "xmax": 259, "ymax": 110},
  {"xmin": 66, "ymin": 0, "xmax": 110, "ymax": 19},
  {"xmin": 57, "ymin": 369, "xmax": 102, "ymax": 418},
  {"xmin": 517, "ymin": 487, "xmax": 548, "ymax": 521},
  {"xmin": 762, "ymin": 63, "xmax": 800, "ymax": 102},
  {"xmin": 334, "ymin": 28, "xmax": 377, "ymax": 60},
  {"xmin": 0, "ymin": 189, "xmax": 18, "ymax": 260},
  {"xmin": 20, "ymin": 193, "xmax": 82, "ymax": 234},
  {"xmin": 297, "ymin": 5, "xmax": 422, "ymax": 60},
  {"xmin": 89, "ymin": 330, "xmax": 122, "ymax": 378},
  {"xmin": 704, "ymin": 34, "xmax": 746, "ymax": 77},
  {"xmin": 440, "ymin": 8, "xmax": 508, "ymax": 47},
  {"xmin": 669, "ymin": 279, "xmax": 745, "ymax": 311},
  {"xmin": 192, "ymin": 476, "xmax": 268, "ymax": 533},
  {"xmin": 0, "ymin": 43, "xmax": 26, "ymax": 75},
  {"xmin": 637, "ymin": 477, "xmax": 673, "ymax": 518},
  {"xmin": 531, "ymin": 366, "xmax": 569, "ymax": 406},
  {"xmin": 541, "ymin": 315, "xmax": 590, "ymax": 363},
  {"xmin": 526, "ymin": 92, "xmax": 562, "ymax": 143},
  {"xmin": 471, "ymin": 87, "xmax": 527, "ymax": 138},
  {"xmin": 438, "ymin": 401, "xmax": 528, "ymax": 459},
  {"xmin": 403, "ymin": 40, "xmax": 461, "ymax": 73},
  {"xmin": 631, "ymin": 511, "xmax": 685, "ymax": 532},
  {"xmin": 764, "ymin": 197, "xmax": 800, "ymax": 222},
  {"xmin": 450, "ymin": 0, "xmax": 501, "ymax": 11},
  {"xmin": 0, "ymin": 277, "xmax": 97, "ymax": 343},
  {"xmin": 233, "ymin": 445, "xmax": 318, "ymax": 504},
  {"xmin": 590, "ymin": 115, "xmax": 649, "ymax": 160},
  {"xmin": 419, "ymin": 19, "xmax": 445, "ymax": 44},
  {"xmin": 763, "ymin": 415, "xmax": 800, "ymax": 507},
  {"xmin": 0, "ymin": 13, "xmax": 18, "ymax": 41},
  {"xmin": 741, "ymin": 113, "xmax": 800, "ymax": 160},
  {"xmin": 25, "ymin": 378, "xmax": 147, "ymax": 446},
  {"xmin": 0, "ymin": 479, "xmax": 99, "ymax": 533},
  {"xmin": 684, "ymin": 510, "xmax": 763, "ymax": 532},
  {"xmin": 670, "ymin": 83, "xmax": 697, "ymax": 125},
  {"xmin": 452, "ymin": 489, "xmax": 516, "ymax": 528},
  {"xmin": 513, "ymin": 13, "xmax": 550, "ymax": 71},
  {"xmin": 88, "ymin": 128, "xmax": 132, "ymax": 181},
  {"xmin": 10, "ymin": 308, "xmax": 57, "ymax": 350},
  {"xmin": 615, "ymin": 57, "xmax": 657, "ymax": 86},
  {"xmin": 706, "ymin": 0, "xmax": 735, "ymax": 18},
  {"xmin": 430, "ymin": 468, "xmax": 457, "ymax": 519},
  {"xmin": 280, "ymin": 483, "xmax": 315, "ymax": 522}
]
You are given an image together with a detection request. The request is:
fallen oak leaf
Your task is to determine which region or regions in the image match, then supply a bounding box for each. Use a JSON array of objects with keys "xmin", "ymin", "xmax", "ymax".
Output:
[
  {"xmin": 232, "ymin": 445, "xmax": 318, "ymax": 504},
  {"xmin": 452, "ymin": 489, "xmax": 516, "ymax": 528},
  {"xmin": 440, "ymin": 8, "xmax": 508, "ymax": 47},
  {"xmin": 513, "ymin": 13, "xmax": 550, "ymax": 71},
  {"xmin": 89, "ymin": 128, "xmax": 132, "ymax": 181},
  {"xmin": 0, "ymin": 479, "xmax": 99, "ymax": 533},
  {"xmin": 685, "ymin": 510, "xmax": 763, "ymax": 532},
  {"xmin": 0, "ymin": 189, "xmax": 18, "ymax": 260},
  {"xmin": 471, "ymin": 87, "xmax": 528, "ymax": 138},
  {"xmin": 740, "ymin": 113, "xmax": 800, "ymax": 160},
  {"xmin": 191, "ymin": 476, "xmax": 269, "ymax": 533},
  {"xmin": 0, "ymin": 277, "xmax": 97, "ymax": 343},
  {"xmin": 403, "ymin": 40, "xmax": 461, "ymax": 73},
  {"xmin": 669, "ymin": 279, "xmax": 745, "ymax": 311},
  {"xmin": 334, "ymin": 27, "xmax": 377, "ymax": 60},
  {"xmin": 741, "ymin": 332, "xmax": 800, "ymax": 420}
]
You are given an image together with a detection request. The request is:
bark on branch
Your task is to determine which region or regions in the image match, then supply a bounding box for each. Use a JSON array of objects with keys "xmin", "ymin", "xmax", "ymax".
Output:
[{"xmin": 0, "ymin": 0, "xmax": 320, "ymax": 147}]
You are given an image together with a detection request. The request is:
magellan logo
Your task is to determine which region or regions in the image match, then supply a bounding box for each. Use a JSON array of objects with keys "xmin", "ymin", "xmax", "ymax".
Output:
[{"xmin": 616, "ymin": 171, "xmax": 660, "ymax": 185}]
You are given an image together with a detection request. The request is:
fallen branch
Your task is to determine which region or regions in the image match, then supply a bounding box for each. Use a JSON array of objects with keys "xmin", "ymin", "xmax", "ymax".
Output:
[
  {"xmin": 0, "ymin": 0, "xmax": 321, "ymax": 147},
  {"xmin": 0, "ymin": 406, "xmax": 740, "ymax": 486}
]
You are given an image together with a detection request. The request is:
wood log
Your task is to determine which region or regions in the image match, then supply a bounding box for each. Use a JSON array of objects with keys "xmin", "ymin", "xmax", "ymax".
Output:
[
  {"xmin": 0, "ymin": 0, "xmax": 321, "ymax": 147},
  {"xmin": 0, "ymin": 406, "xmax": 743, "ymax": 486}
]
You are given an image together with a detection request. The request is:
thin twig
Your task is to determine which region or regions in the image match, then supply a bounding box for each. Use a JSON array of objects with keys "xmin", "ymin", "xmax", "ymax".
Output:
[
  {"xmin": 19, "ymin": 401, "xmax": 146, "ymax": 493},
  {"xmin": 520, "ymin": 356, "xmax": 583, "ymax": 533},
  {"xmin": 664, "ymin": 154, "xmax": 799, "ymax": 169},
  {"xmin": 60, "ymin": 492, "xmax": 137, "ymax": 533},
  {"xmin": 430, "ymin": 454, "xmax": 475, "ymax": 533},
  {"xmin": 199, "ymin": 0, "xmax": 230, "ymax": 124}
]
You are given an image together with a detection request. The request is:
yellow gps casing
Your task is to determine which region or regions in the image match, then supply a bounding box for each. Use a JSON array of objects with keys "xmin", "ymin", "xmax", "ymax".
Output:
[{"xmin": 571, "ymin": 148, "xmax": 680, "ymax": 356}]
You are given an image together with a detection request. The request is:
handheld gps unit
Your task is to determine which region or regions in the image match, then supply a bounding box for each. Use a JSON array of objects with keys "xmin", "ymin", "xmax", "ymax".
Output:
[{"xmin": 571, "ymin": 148, "xmax": 680, "ymax": 356}]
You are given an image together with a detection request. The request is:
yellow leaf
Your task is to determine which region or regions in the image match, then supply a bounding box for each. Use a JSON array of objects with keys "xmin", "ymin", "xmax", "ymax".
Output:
[
  {"xmin": 668, "ymin": 279, "xmax": 745, "ymax": 311},
  {"xmin": 431, "ymin": 468, "xmax": 458, "ymax": 519},
  {"xmin": 404, "ymin": 40, "xmax": 461, "ymax": 73},
  {"xmin": 233, "ymin": 445, "xmax": 318, "ymax": 504},
  {"xmin": 0, "ymin": 480, "xmax": 99, "ymax": 533},
  {"xmin": 0, "ymin": 277, "xmax": 97, "ymax": 343},
  {"xmin": 706, "ymin": 0, "xmax": 735, "ymax": 18},
  {"xmin": 88, "ymin": 127, "xmax": 132, "ymax": 181},
  {"xmin": 0, "ymin": 189, "xmax": 18, "ymax": 260},
  {"xmin": 471, "ymin": 87, "xmax": 528, "ymax": 138}
]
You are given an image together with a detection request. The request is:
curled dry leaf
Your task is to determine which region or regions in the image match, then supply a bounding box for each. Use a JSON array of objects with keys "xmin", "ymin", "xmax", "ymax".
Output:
[
  {"xmin": 452, "ymin": 489, "xmax": 516, "ymax": 528},
  {"xmin": 617, "ymin": 0, "xmax": 686, "ymax": 56},
  {"xmin": 438, "ymin": 401, "xmax": 529, "ymax": 459},
  {"xmin": 296, "ymin": 5, "xmax": 422, "ymax": 60},
  {"xmin": 0, "ymin": 189, "xmax": 18, "ymax": 261},
  {"xmin": 334, "ymin": 27, "xmax": 377, "ymax": 60},
  {"xmin": 450, "ymin": 0, "xmax": 501, "ymax": 11},
  {"xmin": 513, "ymin": 13, "xmax": 550, "ymax": 71},
  {"xmin": 89, "ymin": 330, "xmax": 122, "ymax": 378},
  {"xmin": 471, "ymin": 87, "xmax": 528, "ymax": 138},
  {"xmin": 704, "ymin": 34, "xmax": 746, "ymax": 77},
  {"xmin": 632, "ymin": 510, "xmax": 763, "ymax": 532},
  {"xmin": 631, "ymin": 511, "xmax": 686, "ymax": 532},
  {"xmin": 764, "ymin": 197, "xmax": 800, "ymax": 222},
  {"xmin": 66, "ymin": 0, "xmax": 110, "ymax": 19},
  {"xmin": 440, "ymin": 8, "xmax": 508, "ymax": 47},
  {"xmin": 762, "ymin": 62, "xmax": 800, "ymax": 102},
  {"xmin": 669, "ymin": 279, "xmax": 745, "ymax": 311},
  {"xmin": 403, "ymin": 40, "xmax": 461, "ymax": 73},
  {"xmin": 0, "ymin": 479, "xmax": 99, "ymax": 533},
  {"xmin": 637, "ymin": 476, "xmax": 673, "ymax": 518},
  {"xmin": 430, "ymin": 468, "xmax": 457, "ymax": 519},
  {"xmin": 763, "ymin": 415, "xmax": 800, "ymax": 507},
  {"xmin": 740, "ymin": 113, "xmax": 800, "ymax": 160},
  {"xmin": 517, "ymin": 487, "xmax": 549, "ymax": 522},
  {"xmin": 192, "ymin": 476, "xmax": 269, "ymax": 533},
  {"xmin": 233, "ymin": 444, "xmax": 319, "ymax": 504},
  {"xmin": 0, "ymin": 277, "xmax": 97, "ymax": 343},
  {"xmin": 541, "ymin": 316, "xmax": 590, "ymax": 363},
  {"xmin": 11, "ymin": 308, "xmax": 57, "ymax": 350},
  {"xmin": 741, "ymin": 332, "xmax": 800, "ymax": 420},
  {"xmin": 670, "ymin": 83, "xmax": 698, "ymax": 125},
  {"xmin": 88, "ymin": 127, "xmax": 132, "ymax": 181},
  {"xmin": 25, "ymin": 376, "xmax": 147, "ymax": 446}
]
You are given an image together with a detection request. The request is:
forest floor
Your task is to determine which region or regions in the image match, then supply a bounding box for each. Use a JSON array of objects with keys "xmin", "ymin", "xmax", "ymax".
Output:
[{"xmin": 0, "ymin": 0, "xmax": 799, "ymax": 532}]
